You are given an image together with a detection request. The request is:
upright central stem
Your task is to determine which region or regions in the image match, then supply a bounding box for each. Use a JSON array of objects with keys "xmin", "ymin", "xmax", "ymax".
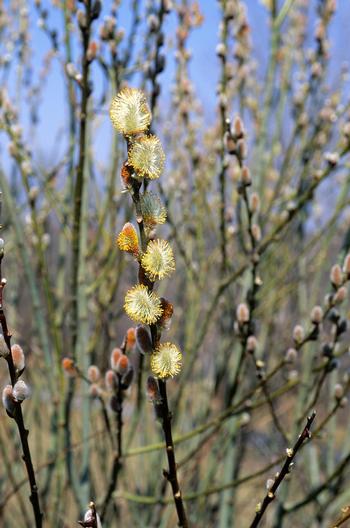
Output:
[{"xmin": 158, "ymin": 379, "xmax": 189, "ymax": 528}]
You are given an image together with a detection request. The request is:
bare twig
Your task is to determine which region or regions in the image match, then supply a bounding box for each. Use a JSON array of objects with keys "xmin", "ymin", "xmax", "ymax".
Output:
[
  {"xmin": 0, "ymin": 198, "xmax": 43, "ymax": 526},
  {"xmin": 249, "ymin": 411, "xmax": 316, "ymax": 528}
]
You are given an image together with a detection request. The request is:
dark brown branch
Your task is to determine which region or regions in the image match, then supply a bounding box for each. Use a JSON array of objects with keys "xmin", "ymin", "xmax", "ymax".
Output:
[
  {"xmin": 282, "ymin": 451, "xmax": 350, "ymax": 515},
  {"xmin": 0, "ymin": 257, "xmax": 43, "ymax": 527},
  {"xmin": 249, "ymin": 411, "xmax": 316, "ymax": 528},
  {"xmin": 97, "ymin": 395, "xmax": 114, "ymax": 449},
  {"xmin": 100, "ymin": 337, "xmax": 127, "ymax": 521},
  {"xmin": 158, "ymin": 379, "xmax": 189, "ymax": 527}
]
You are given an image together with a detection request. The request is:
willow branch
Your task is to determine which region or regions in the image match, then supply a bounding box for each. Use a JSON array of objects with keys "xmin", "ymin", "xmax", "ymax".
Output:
[{"xmin": 249, "ymin": 411, "xmax": 316, "ymax": 528}]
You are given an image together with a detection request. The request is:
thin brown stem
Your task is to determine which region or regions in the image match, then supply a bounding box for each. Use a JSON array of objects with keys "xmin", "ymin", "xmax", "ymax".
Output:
[
  {"xmin": 249, "ymin": 411, "xmax": 316, "ymax": 528},
  {"xmin": 330, "ymin": 505, "xmax": 350, "ymax": 528},
  {"xmin": 158, "ymin": 379, "xmax": 189, "ymax": 527},
  {"xmin": 0, "ymin": 258, "xmax": 42, "ymax": 527},
  {"xmin": 100, "ymin": 373, "xmax": 123, "ymax": 521}
]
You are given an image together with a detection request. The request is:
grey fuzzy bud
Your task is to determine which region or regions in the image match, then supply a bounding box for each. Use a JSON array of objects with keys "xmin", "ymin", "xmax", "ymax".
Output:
[
  {"xmin": 216, "ymin": 43, "xmax": 226, "ymax": 58},
  {"xmin": 293, "ymin": 325, "xmax": 304, "ymax": 344},
  {"xmin": 87, "ymin": 365, "xmax": 100, "ymax": 383},
  {"xmin": 330, "ymin": 264, "xmax": 343, "ymax": 288},
  {"xmin": 13, "ymin": 380, "xmax": 30, "ymax": 402},
  {"xmin": 0, "ymin": 334, "xmax": 9, "ymax": 357},
  {"xmin": 285, "ymin": 348, "xmax": 297, "ymax": 363},
  {"xmin": 246, "ymin": 335, "xmax": 257, "ymax": 353},
  {"xmin": 334, "ymin": 383, "xmax": 344, "ymax": 400},
  {"xmin": 2, "ymin": 385, "xmax": 15, "ymax": 416},
  {"xmin": 310, "ymin": 305, "xmax": 323, "ymax": 324}
]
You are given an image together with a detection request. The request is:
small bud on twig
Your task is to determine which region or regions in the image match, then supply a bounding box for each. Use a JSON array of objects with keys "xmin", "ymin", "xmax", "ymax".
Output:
[
  {"xmin": 11, "ymin": 344, "xmax": 25, "ymax": 373},
  {"xmin": 285, "ymin": 348, "xmax": 297, "ymax": 363},
  {"xmin": 343, "ymin": 253, "xmax": 350, "ymax": 278},
  {"xmin": 251, "ymin": 224, "xmax": 261, "ymax": 242},
  {"xmin": 110, "ymin": 348, "xmax": 122, "ymax": 371},
  {"xmin": 241, "ymin": 166, "xmax": 251, "ymax": 186},
  {"xmin": 0, "ymin": 334, "xmax": 9, "ymax": 357},
  {"xmin": 310, "ymin": 305, "xmax": 323, "ymax": 325},
  {"xmin": 334, "ymin": 286, "xmax": 347, "ymax": 305},
  {"xmin": 330, "ymin": 264, "xmax": 343, "ymax": 288},
  {"xmin": 293, "ymin": 325, "xmax": 305, "ymax": 344},
  {"xmin": 246, "ymin": 335, "xmax": 257, "ymax": 353},
  {"xmin": 334, "ymin": 383, "xmax": 344, "ymax": 400},
  {"xmin": 2, "ymin": 385, "xmax": 15, "ymax": 416},
  {"xmin": 233, "ymin": 116, "xmax": 244, "ymax": 139},
  {"xmin": 236, "ymin": 303, "xmax": 249, "ymax": 324},
  {"xmin": 62, "ymin": 357, "xmax": 76, "ymax": 377},
  {"xmin": 13, "ymin": 380, "xmax": 30, "ymax": 402},
  {"xmin": 125, "ymin": 328, "xmax": 136, "ymax": 351},
  {"xmin": 87, "ymin": 365, "xmax": 100, "ymax": 383},
  {"xmin": 116, "ymin": 355, "xmax": 129, "ymax": 376},
  {"xmin": 216, "ymin": 43, "xmax": 226, "ymax": 58},
  {"xmin": 250, "ymin": 192, "xmax": 260, "ymax": 214}
]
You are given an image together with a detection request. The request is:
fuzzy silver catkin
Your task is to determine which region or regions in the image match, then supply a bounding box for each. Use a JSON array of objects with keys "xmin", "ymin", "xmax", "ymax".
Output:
[
  {"xmin": 2, "ymin": 385, "xmax": 15, "ymax": 414},
  {"xmin": 266, "ymin": 478, "xmax": 274, "ymax": 490},
  {"xmin": 293, "ymin": 325, "xmax": 305, "ymax": 344},
  {"xmin": 13, "ymin": 380, "xmax": 30, "ymax": 402},
  {"xmin": 310, "ymin": 306, "xmax": 323, "ymax": 324},
  {"xmin": 0, "ymin": 334, "xmax": 9, "ymax": 357}
]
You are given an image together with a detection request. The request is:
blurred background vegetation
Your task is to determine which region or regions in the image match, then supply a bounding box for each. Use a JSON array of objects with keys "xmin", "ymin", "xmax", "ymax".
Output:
[{"xmin": 0, "ymin": 0, "xmax": 350, "ymax": 526}]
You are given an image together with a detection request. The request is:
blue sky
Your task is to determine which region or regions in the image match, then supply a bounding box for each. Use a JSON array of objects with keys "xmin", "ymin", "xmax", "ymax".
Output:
[{"xmin": 2, "ymin": 1, "xmax": 350, "ymax": 170}]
